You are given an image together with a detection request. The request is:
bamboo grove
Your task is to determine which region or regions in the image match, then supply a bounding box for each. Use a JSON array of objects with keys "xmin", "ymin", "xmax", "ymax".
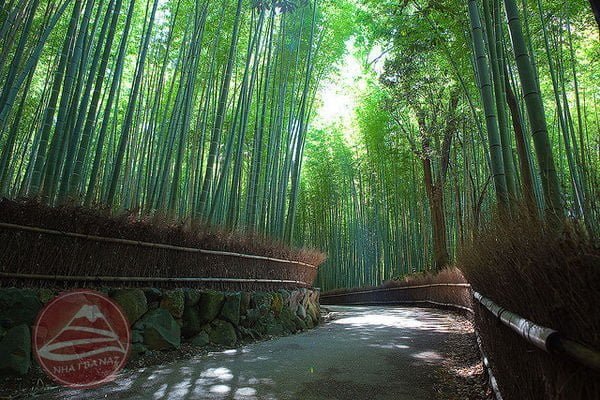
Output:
[
  {"xmin": 0, "ymin": 0, "xmax": 354, "ymax": 242},
  {"xmin": 0, "ymin": 0, "xmax": 598, "ymax": 292},
  {"xmin": 296, "ymin": 0, "xmax": 599, "ymax": 290}
]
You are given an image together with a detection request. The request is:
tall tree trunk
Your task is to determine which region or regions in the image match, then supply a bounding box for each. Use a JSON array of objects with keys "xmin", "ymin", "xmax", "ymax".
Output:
[
  {"xmin": 468, "ymin": 0, "xmax": 509, "ymax": 208},
  {"xmin": 106, "ymin": 0, "xmax": 158, "ymax": 205},
  {"xmin": 505, "ymin": 72, "xmax": 536, "ymax": 214},
  {"xmin": 503, "ymin": 0, "xmax": 563, "ymax": 218},
  {"xmin": 483, "ymin": 0, "xmax": 517, "ymax": 199},
  {"xmin": 29, "ymin": 1, "xmax": 81, "ymax": 196},
  {"xmin": 197, "ymin": 0, "xmax": 243, "ymax": 217},
  {"xmin": 84, "ymin": 0, "xmax": 135, "ymax": 205},
  {"xmin": 588, "ymin": 0, "xmax": 600, "ymax": 29},
  {"xmin": 418, "ymin": 115, "xmax": 449, "ymax": 270},
  {"xmin": 61, "ymin": 0, "xmax": 116, "ymax": 200}
]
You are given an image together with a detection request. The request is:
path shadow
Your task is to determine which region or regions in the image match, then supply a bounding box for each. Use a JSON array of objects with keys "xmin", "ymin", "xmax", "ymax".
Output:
[{"xmin": 34, "ymin": 306, "xmax": 474, "ymax": 400}]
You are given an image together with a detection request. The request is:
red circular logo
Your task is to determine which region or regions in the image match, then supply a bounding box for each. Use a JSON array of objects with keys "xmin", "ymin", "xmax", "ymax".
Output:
[{"xmin": 33, "ymin": 290, "xmax": 131, "ymax": 388}]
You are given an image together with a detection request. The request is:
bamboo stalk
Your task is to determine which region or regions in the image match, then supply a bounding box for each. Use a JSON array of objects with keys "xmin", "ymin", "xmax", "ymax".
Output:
[{"xmin": 0, "ymin": 222, "xmax": 318, "ymax": 268}]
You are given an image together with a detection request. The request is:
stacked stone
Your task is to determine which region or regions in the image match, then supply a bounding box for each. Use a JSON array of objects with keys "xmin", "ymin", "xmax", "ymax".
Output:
[
  {"xmin": 0, "ymin": 288, "xmax": 41, "ymax": 375},
  {"xmin": 0, "ymin": 287, "xmax": 321, "ymax": 376}
]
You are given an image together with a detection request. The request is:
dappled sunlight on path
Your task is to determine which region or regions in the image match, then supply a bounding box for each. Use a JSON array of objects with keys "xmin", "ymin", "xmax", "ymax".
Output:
[{"xmin": 35, "ymin": 307, "xmax": 471, "ymax": 400}]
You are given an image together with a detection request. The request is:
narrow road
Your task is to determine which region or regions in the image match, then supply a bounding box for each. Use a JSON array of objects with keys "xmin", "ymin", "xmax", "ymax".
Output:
[{"xmin": 36, "ymin": 306, "xmax": 480, "ymax": 400}]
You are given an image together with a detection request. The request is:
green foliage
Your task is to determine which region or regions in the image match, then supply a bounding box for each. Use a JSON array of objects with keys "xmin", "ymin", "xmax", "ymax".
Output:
[
  {"xmin": 0, "ymin": 0, "xmax": 354, "ymax": 243},
  {"xmin": 298, "ymin": 0, "xmax": 599, "ymax": 290},
  {"xmin": 0, "ymin": 0, "xmax": 597, "ymax": 291}
]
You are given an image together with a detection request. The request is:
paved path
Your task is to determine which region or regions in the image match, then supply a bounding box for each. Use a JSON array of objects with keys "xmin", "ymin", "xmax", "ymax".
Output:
[{"xmin": 36, "ymin": 306, "xmax": 469, "ymax": 400}]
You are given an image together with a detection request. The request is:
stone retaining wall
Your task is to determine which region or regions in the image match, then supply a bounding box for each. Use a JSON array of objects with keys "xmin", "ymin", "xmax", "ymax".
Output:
[{"xmin": 0, "ymin": 287, "xmax": 321, "ymax": 376}]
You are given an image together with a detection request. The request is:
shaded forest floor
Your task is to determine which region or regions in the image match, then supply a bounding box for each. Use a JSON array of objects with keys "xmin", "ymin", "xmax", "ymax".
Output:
[{"xmin": 433, "ymin": 313, "xmax": 491, "ymax": 400}]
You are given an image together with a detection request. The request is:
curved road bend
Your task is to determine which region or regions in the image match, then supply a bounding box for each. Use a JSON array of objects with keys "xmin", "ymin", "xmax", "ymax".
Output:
[{"xmin": 36, "ymin": 306, "xmax": 479, "ymax": 400}]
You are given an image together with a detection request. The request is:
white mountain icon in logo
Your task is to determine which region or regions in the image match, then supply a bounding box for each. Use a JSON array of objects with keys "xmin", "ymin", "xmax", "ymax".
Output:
[{"xmin": 38, "ymin": 304, "xmax": 127, "ymax": 362}]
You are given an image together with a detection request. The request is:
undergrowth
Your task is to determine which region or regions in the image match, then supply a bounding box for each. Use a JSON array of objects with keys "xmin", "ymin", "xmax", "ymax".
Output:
[
  {"xmin": 322, "ymin": 267, "xmax": 472, "ymax": 311},
  {"xmin": 0, "ymin": 199, "xmax": 325, "ymax": 286},
  {"xmin": 458, "ymin": 210, "xmax": 600, "ymax": 400},
  {"xmin": 323, "ymin": 267, "xmax": 468, "ymax": 295}
]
